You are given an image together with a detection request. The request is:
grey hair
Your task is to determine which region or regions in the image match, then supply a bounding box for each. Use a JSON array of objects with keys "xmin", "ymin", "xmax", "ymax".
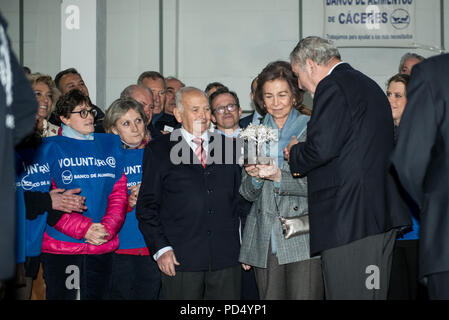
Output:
[
  {"xmin": 175, "ymin": 86, "xmax": 208, "ymax": 113},
  {"xmin": 290, "ymin": 36, "xmax": 341, "ymax": 70},
  {"xmin": 398, "ymin": 52, "xmax": 425, "ymax": 73},
  {"xmin": 103, "ymin": 98, "xmax": 148, "ymax": 134},
  {"xmin": 120, "ymin": 84, "xmax": 153, "ymax": 100}
]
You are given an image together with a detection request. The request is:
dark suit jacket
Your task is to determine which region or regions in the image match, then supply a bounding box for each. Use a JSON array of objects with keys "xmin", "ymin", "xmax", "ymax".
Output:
[
  {"xmin": 391, "ymin": 53, "xmax": 449, "ymax": 278},
  {"xmin": 239, "ymin": 112, "xmax": 254, "ymax": 129},
  {"xmin": 154, "ymin": 112, "xmax": 180, "ymax": 132},
  {"xmin": 290, "ymin": 63, "xmax": 410, "ymax": 256},
  {"xmin": 146, "ymin": 122, "xmax": 163, "ymax": 142},
  {"xmin": 1, "ymin": 13, "xmax": 37, "ymax": 279},
  {"xmin": 136, "ymin": 129, "xmax": 243, "ymax": 272}
]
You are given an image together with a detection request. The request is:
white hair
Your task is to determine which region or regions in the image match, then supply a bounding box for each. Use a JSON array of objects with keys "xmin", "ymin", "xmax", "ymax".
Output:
[{"xmin": 175, "ymin": 86, "xmax": 208, "ymax": 113}]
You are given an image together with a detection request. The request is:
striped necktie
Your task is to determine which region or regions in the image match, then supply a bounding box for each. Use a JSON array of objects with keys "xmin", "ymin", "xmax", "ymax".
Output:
[{"xmin": 192, "ymin": 137, "xmax": 206, "ymax": 168}]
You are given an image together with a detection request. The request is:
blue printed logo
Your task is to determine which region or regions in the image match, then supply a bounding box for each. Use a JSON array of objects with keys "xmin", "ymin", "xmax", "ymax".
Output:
[
  {"xmin": 61, "ymin": 170, "xmax": 73, "ymax": 184},
  {"xmin": 390, "ymin": 9, "xmax": 410, "ymax": 30}
]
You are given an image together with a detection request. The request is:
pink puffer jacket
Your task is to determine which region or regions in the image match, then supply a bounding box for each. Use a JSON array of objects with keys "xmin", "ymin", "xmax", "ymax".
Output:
[{"xmin": 41, "ymin": 173, "xmax": 128, "ymax": 255}]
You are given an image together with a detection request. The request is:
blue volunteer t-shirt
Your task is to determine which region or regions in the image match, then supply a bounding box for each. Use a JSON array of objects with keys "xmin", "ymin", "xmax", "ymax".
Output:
[
  {"xmin": 39, "ymin": 133, "xmax": 125, "ymax": 244},
  {"xmin": 15, "ymin": 146, "xmax": 51, "ymax": 261},
  {"xmin": 118, "ymin": 148, "xmax": 147, "ymax": 249}
]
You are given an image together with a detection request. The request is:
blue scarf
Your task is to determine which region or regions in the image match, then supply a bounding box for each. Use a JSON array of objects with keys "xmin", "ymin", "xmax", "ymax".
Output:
[
  {"xmin": 263, "ymin": 108, "xmax": 309, "ymax": 168},
  {"xmin": 61, "ymin": 123, "xmax": 94, "ymax": 140}
]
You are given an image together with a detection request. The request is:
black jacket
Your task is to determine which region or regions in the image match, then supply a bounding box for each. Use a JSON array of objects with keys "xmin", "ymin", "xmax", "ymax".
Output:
[
  {"xmin": 136, "ymin": 130, "xmax": 243, "ymax": 272},
  {"xmin": 290, "ymin": 63, "xmax": 411, "ymax": 255},
  {"xmin": 392, "ymin": 53, "xmax": 449, "ymax": 278},
  {"xmin": 0, "ymin": 13, "xmax": 37, "ymax": 279}
]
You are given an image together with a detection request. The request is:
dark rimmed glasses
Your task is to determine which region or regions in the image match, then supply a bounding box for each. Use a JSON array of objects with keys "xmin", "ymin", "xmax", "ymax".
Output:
[{"xmin": 70, "ymin": 108, "xmax": 98, "ymax": 119}]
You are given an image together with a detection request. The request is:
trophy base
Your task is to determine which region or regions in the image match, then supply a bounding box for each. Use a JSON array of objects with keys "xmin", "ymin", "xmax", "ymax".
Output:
[{"xmin": 243, "ymin": 156, "xmax": 272, "ymax": 166}]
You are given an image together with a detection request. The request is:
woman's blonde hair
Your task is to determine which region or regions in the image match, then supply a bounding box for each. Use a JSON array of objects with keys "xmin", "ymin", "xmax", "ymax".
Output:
[{"xmin": 27, "ymin": 73, "xmax": 60, "ymax": 119}]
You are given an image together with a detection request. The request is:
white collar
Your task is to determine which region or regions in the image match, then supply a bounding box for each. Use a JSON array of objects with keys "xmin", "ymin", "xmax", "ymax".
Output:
[
  {"xmin": 327, "ymin": 61, "xmax": 345, "ymax": 76},
  {"xmin": 180, "ymin": 127, "xmax": 209, "ymax": 151}
]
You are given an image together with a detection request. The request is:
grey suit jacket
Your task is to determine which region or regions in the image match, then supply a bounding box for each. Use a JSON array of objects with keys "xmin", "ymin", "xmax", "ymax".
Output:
[{"xmin": 239, "ymin": 131, "xmax": 313, "ymax": 268}]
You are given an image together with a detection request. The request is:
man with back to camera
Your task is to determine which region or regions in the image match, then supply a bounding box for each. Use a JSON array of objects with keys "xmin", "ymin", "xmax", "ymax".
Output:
[
  {"xmin": 391, "ymin": 53, "xmax": 449, "ymax": 299},
  {"xmin": 136, "ymin": 86, "xmax": 243, "ymax": 299},
  {"xmin": 284, "ymin": 36, "xmax": 411, "ymax": 299},
  {"xmin": 0, "ymin": 11, "xmax": 37, "ymax": 283}
]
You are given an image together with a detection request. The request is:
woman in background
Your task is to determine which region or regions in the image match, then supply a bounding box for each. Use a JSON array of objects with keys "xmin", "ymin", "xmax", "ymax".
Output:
[
  {"xmin": 103, "ymin": 98, "xmax": 161, "ymax": 300},
  {"xmin": 386, "ymin": 73, "xmax": 427, "ymax": 300},
  {"xmin": 28, "ymin": 73, "xmax": 60, "ymax": 137}
]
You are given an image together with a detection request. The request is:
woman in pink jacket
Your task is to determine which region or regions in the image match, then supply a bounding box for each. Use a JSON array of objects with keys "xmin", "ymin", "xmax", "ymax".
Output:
[{"xmin": 39, "ymin": 89, "xmax": 128, "ymax": 300}]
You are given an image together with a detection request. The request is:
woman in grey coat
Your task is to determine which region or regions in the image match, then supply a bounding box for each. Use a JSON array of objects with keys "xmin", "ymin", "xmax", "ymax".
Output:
[{"xmin": 239, "ymin": 61, "xmax": 324, "ymax": 300}]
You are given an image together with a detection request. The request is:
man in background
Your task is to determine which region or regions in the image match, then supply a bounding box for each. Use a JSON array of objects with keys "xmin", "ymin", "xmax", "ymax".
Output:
[
  {"xmin": 53, "ymin": 68, "xmax": 105, "ymax": 132},
  {"xmin": 154, "ymin": 76, "xmax": 184, "ymax": 133},
  {"xmin": 398, "ymin": 52, "xmax": 425, "ymax": 75},
  {"xmin": 137, "ymin": 71, "xmax": 166, "ymax": 126}
]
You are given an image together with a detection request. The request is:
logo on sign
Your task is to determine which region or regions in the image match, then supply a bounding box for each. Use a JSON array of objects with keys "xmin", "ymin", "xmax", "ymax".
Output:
[
  {"xmin": 390, "ymin": 9, "xmax": 410, "ymax": 30},
  {"xmin": 62, "ymin": 170, "xmax": 73, "ymax": 184}
]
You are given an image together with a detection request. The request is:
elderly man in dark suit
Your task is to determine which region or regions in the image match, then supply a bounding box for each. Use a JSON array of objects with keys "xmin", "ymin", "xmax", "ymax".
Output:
[
  {"xmin": 391, "ymin": 53, "xmax": 449, "ymax": 299},
  {"xmin": 136, "ymin": 86, "xmax": 243, "ymax": 300},
  {"xmin": 285, "ymin": 36, "xmax": 410, "ymax": 299}
]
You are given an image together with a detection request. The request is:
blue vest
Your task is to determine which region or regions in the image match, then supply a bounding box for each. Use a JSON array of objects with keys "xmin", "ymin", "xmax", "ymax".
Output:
[
  {"xmin": 118, "ymin": 148, "xmax": 147, "ymax": 249},
  {"xmin": 15, "ymin": 147, "xmax": 51, "ymax": 261},
  {"xmin": 40, "ymin": 134, "xmax": 125, "ymax": 244}
]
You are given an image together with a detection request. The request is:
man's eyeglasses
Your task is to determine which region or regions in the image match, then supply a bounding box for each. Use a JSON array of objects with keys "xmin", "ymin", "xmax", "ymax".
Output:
[
  {"xmin": 213, "ymin": 104, "xmax": 238, "ymax": 114},
  {"xmin": 70, "ymin": 108, "xmax": 97, "ymax": 119}
]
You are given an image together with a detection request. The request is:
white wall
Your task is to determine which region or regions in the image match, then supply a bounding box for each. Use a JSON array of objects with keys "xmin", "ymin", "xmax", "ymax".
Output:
[
  {"xmin": 105, "ymin": 0, "xmax": 160, "ymax": 106},
  {"xmin": 104, "ymin": 0, "xmax": 300, "ymax": 112},
  {"xmin": 0, "ymin": 0, "xmax": 60, "ymax": 82},
  {"xmin": 1, "ymin": 0, "xmax": 447, "ymax": 112}
]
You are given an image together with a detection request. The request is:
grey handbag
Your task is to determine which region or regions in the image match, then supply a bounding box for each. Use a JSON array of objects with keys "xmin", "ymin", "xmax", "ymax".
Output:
[
  {"xmin": 279, "ymin": 214, "xmax": 309, "ymax": 239},
  {"xmin": 273, "ymin": 191, "xmax": 309, "ymax": 239}
]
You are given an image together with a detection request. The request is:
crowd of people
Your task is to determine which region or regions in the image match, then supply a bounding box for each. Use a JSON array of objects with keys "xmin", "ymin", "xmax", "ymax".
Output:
[{"xmin": 2, "ymin": 23, "xmax": 448, "ymax": 300}]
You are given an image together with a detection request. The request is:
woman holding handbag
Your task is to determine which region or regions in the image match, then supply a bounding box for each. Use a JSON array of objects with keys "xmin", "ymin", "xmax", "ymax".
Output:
[{"xmin": 239, "ymin": 61, "xmax": 324, "ymax": 300}]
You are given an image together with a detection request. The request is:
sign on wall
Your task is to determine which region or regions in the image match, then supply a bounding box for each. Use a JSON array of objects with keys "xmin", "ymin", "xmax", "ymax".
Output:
[{"xmin": 324, "ymin": 0, "xmax": 416, "ymax": 47}]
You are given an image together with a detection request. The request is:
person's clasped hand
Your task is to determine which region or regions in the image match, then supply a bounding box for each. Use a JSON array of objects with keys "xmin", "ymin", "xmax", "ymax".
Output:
[
  {"xmin": 256, "ymin": 160, "xmax": 281, "ymax": 183},
  {"xmin": 85, "ymin": 223, "xmax": 109, "ymax": 246},
  {"xmin": 128, "ymin": 183, "xmax": 141, "ymax": 208},
  {"xmin": 49, "ymin": 188, "xmax": 87, "ymax": 213},
  {"xmin": 244, "ymin": 164, "xmax": 260, "ymax": 178}
]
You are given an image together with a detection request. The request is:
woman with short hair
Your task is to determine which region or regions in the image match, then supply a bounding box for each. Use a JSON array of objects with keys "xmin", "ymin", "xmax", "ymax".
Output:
[
  {"xmin": 104, "ymin": 98, "xmax": 161, "ymax": 300},
  {"xmin": 39, "ymin": 89, "xmax": 128, "ymax": 300}
]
